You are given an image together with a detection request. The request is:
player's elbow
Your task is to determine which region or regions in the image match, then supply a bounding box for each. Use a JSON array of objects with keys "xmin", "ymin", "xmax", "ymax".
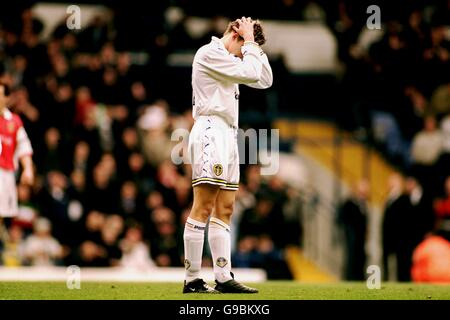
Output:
[
  {"xmin": 240, "ymin": 64, "xmax": 263, "ymax": 83},
  {"xmin": 241, "ymin": 71, "xmax": 261, "ymax": 83},
  {"xmin": 260, "ymin": 77, "xmax": 273, "ymax": 89},
  {"xmin": 256, "ymin": 66, "xmax": 273, "ymax": 89},
  {"xmin": 254, "ymin": 76, "xmax": 273, "ymax": 89}
]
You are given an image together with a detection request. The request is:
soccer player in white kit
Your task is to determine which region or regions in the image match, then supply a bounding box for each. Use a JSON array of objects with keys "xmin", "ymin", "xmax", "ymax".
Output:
[
  {"xmin": 183, "ymin": 17, "xmax": 273, "ymax": 293},
  {"xmin": 0, "ymin": 81, "xmax": 34, "ymax": 240}
]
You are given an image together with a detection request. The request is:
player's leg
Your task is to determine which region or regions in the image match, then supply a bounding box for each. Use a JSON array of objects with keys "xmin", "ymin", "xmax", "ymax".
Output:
[
  {"xmin": 0, "ymin": 169, "xmax": 16, "ymax": 242},
  {"xmin": 183, "ymin": 116, "xmax": 229, "ymax": 293},
  {"xmin": 210, "ymin": 188, "xmax": 258, "ymax": 293},
  {"xmin": 209, "ymin": 188, "xmax": 235, "ymax": 282},
  {"xmin": 207, "ymin": 127, "xmax": 237, "ymax": 283},
  {"xmin": 183, "ymin": 183, "xmax": 220, "ymax": 293}
]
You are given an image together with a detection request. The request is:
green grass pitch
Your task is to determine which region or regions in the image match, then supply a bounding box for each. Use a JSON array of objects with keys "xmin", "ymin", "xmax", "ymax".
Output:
[{"xmin": 0, "ymin": 281, "xmax": 449, "ymax": 300}]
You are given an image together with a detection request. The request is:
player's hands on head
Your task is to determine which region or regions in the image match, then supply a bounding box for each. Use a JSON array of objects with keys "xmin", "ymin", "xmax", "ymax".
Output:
[{"xmin": 233, "ymin": 17, "xmax": 255, "ymax": 43}]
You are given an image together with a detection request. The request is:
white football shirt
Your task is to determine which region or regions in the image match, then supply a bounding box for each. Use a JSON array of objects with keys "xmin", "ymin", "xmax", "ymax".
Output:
[{"xmin": 191, "ymin": 36, "xmax": 273, "ymax": 127}]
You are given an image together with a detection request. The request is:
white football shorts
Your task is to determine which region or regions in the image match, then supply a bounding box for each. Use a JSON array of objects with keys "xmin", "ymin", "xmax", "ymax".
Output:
[
  {"xmin": 188, "ymin": 115, "xmax": 239, "ymax": 191},
  {"xmin": 0, "ymin": 168, "xmax": 18, "ymax": 217}
]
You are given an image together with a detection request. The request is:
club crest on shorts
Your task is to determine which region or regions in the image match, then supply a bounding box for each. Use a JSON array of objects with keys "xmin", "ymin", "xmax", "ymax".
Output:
[
  {"xmin": 184, "ymin": 259, "xmax": 191, "ymax": 270},
  {"xmin": 216, "ymin": 257, "xmax": 228, "ymax": 268},
  {"xmin": 213, "ymin": 164, "xmax": 223, "ymax": 176}
]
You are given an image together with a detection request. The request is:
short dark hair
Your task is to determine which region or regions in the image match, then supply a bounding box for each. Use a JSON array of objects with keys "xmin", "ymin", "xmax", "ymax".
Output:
[
  {"xmin": 0, "ymin": 81, "xmax": 10, "ymax": 96},
  {"xmin": 225, "ymin": 19, "xmax": 266, "ymax": 46}
]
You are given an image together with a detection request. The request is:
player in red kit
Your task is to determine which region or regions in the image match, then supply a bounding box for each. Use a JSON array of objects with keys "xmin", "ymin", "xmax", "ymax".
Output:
[{"xmin": 0, "ymin": 81, "xmax": 34, "ymax": 240}]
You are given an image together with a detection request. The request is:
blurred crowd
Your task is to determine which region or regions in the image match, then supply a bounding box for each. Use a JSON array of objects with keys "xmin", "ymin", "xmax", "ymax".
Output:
[
  {"xmin": 332, "ymin": 1, "xmax": 450, "ymax": 282},
  {"xmin": 338, "ymin": 175, "xmax": 450, "ymax": 283},
  {"xmin": 0, "ymin": 3, "xmax": 301, "ymax": 279},
  {"xmin": 0, "ymin": 0, "xmax": 449, "ymax": 283},
  {"xmin": 334, "ymin": 1, "xmax": 450, "ymax": 191}
]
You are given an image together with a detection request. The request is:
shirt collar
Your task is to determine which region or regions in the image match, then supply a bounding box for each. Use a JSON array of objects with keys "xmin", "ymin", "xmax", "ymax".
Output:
[
  {"xmin": 212, "ymin": 36, "xmax": 226, "ymax": 50},
  {"xmin": 1, "ymin": 108, "xmax": 12, "ymax": 120}
]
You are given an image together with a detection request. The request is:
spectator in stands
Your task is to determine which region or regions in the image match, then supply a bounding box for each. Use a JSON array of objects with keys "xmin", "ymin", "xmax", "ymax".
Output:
[
  {"xmin": 127, "ymin": 82, "xmax": 151, "ymax": 121},
  {"xmin": 37, "ymin": 127, "xmax": 65, "ymax": 174},
  {"xmin": 63, "ymin": 170, "xmax": 86, "ymax": 250},
  {"xmin": 430, "ymin": 83, "xmax": 450, "ymax": 117},
  {"xmin": 173, "ymin": 177, "xmax": 192, "ymax": 217},
  {"xmin": 74, "ymin": 86, "xmax": 96, "ymax": 127},
  {"xmin": 120, "ymin": 224, "xmax": 155, "ymax": 270},
  {"xmin": 72, "ymin": 240, "xmax": 109, "ymax": 267},
  {"xmin": 1, "ymin": 224, "xmax": 25, "ymax": 266},
  {"xmin": 232, "ymin": 236, "xmax": 258, "ymax": 268},
  {"xmin": 70, "ymin": 210, "xmax": 110, "ymax": 267},
  {"xmin": 282, "ymin": 186, "xmax": 303, "ymax": 247},
  {"xmin": 232, "ymin": 234, "xmax": 292, "ymax": 280},
  {"xmin": 23, "ymin": 217, "xmax": 63, "ymax": 266},
  {"xmin": 238, "ymin": 190, "xmax": 279, "ymax": 246},
  {"xmin": 392, "ymin": 176, "xmax": 433, "ymax": 281},
  {"xmin": 39, "ymin": 171, "xmax": 78, "ymax": 246},
  {"xmin": 118, "ymin": 180, "xmax": 143, "ymax": 224},
  {"xmin": 422, "ymin": 23, "xmax": 450, "ymax": 94},
  {"xmin": 70, "ymin": 141, "xmax": 92, "ymax": 176},
  {"xmin": 166, "ymin": 12, "xmax": 197, "ymax": 52},
  {"xmin": 125, "ymin": 152, "xmax": 154, "ymax": 194},
  {"xmin": 231, "ymin": 183, "xmax": 256, "ymax": 253},
  {"xmin": 14, "ymin": 183, "xmax": 38, "ymax": 237},
  {"xmin": 438, "ymin": 113, "xmax": 450, "ymax": 178},
  {"xmin": 68, "ymin": 169, "xmax": 88, "ymax": 215},
  {"xmin": 86, "ymin": 162, "xmax": 119, "ymax": 213},
  {"xmin": 396, "ymin": 86, "xmax": 427, "ymax": 145},
  {"xmin": 405, "ymin": 176, "xmax": 435, "ymax": 241},
  {"xmin": 52, "ymin": 82, "xmax": 76, "ymax": 133},
  {"xmin": 100, "ymin": 214, "xmax": 123, "ymax": 266},
  {"xmin": 138, "ymin": 100, "xmax": 173, "ymax": 167},
  {"xmin": 338, "ymin": 180, "xmax": 370, "ymax": 281},
  {"xmin": 382, "ymin": 173, "xmax": 410, "ymax": 281},
  {"xmin": 434, "ymin": 176, "xmax": 450, "ymax": 220},
  {"xmin": 154, "ymin": 160, "xmax": 182, "ymax": 215},
  {"xmin": 78, "ymin": 15, "xmax": 109, "ymax": 53},
  {"xmin": 244, "ymin": 164, "xmax": 262, "ymax": 194},
  {"xmin": 114, "ymin": 127, "xmax": 140, "ymax": 175},
  {"xmin": 149, "ymin": 207, "xmax": 181, "ymax": 267},
  {"xmin": 381, "ymin": 175, "xmax": 431, "ymax": 282},
  {"xmin": 411, "ymin": 116, "xmax": 443, "ymax": 196},
  {"xmin": 80, "ymin": 211, "xmax": 105, "ymax": 245},
  {"xmin": 254, "ymin": 234, "xmax": 293, "ymax": 279}
]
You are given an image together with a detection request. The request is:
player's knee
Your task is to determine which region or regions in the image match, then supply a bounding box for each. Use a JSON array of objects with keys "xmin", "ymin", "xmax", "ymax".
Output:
[
  {"xmin": 192, "ymin": 200, "xmax": 215, "ymax": 220},
  {"xmin": 217, "ymin": 201, "xmax": 234, "ymax": 218}
]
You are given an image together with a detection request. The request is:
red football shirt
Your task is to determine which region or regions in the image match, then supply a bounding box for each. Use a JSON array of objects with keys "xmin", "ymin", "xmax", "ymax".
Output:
[{"xmin": 0, "ymin": 109, "xmax": 33, "ymax": 171}]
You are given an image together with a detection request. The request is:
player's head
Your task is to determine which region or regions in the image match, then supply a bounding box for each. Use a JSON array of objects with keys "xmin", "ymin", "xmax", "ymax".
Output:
[
  {"xmin": 0, "ymin": 80, "xmax": 11, "ymax": 111},
  {"xmin": 223, "ymin": 18, "xmax": 266, "ymax": 58}
]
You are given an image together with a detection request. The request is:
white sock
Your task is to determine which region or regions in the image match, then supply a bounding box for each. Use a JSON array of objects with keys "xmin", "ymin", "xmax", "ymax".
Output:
[
  {"xmin": 208, "ymin": 217, "xmax": 233, "ymax": 283},
  {"xmin": 184, "ymin": 217, "xmax": 206, "ymax": 283}
]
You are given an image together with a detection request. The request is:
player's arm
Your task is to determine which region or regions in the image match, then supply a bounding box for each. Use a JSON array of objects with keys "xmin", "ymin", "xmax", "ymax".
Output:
[
  {"xmin": 15, "ymin": 125, "xmax": 34, "ymax": 186},
  {"xmin": 244, "ymin": 51, "xmax": 273, "ymax": 89},
  {"xmin": 19, "ymin": 154, "xmax": 34, "ymax": 185},
  {"xmin": 234, "ymin": 17, "xmax": 272, "ymax": 89},
  {"xmin": 197, "ymin": 17, "xmax": 264, "ymax": 84},
  {"xmin": 197, "ymin": 45, "xmax": 263, "ymax": 84}
]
